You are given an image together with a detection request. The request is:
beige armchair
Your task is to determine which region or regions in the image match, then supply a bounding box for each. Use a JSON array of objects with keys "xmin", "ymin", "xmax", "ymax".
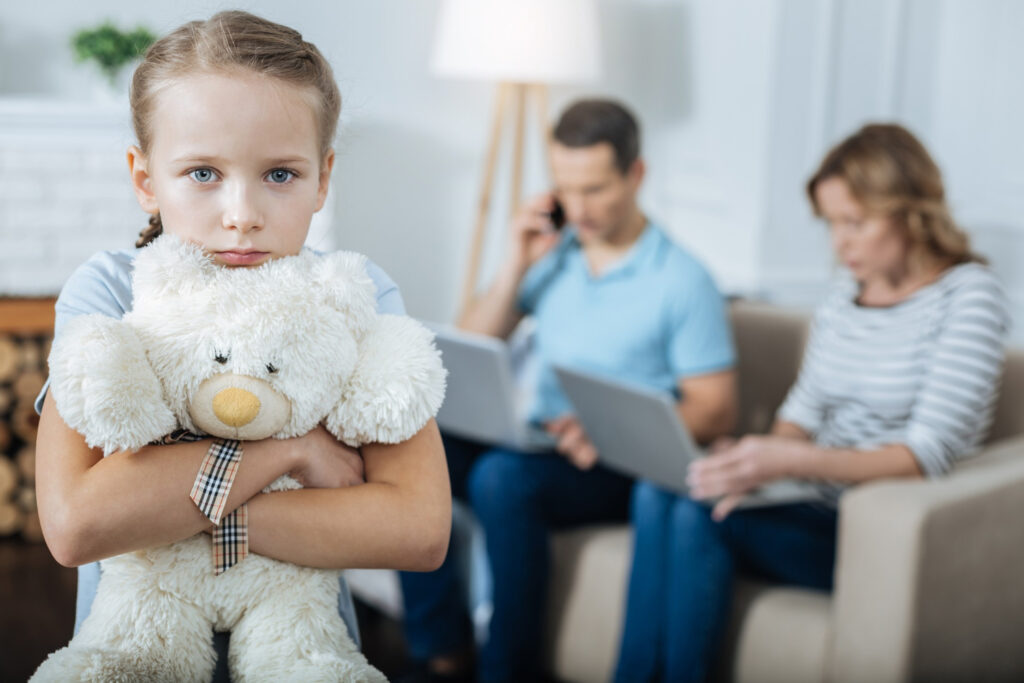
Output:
[{"xmin": 543, "ymin": 300, "xmax": 1024, "ymax": 683}]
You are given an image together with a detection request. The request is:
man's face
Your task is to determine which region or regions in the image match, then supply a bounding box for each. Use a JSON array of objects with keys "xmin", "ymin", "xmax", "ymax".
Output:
[{"xmin": 549, "ymin": 142, "xmax": 643, "ymax": 245}]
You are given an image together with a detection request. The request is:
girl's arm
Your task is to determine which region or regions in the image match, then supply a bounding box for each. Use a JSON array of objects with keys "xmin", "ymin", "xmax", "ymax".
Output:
[
  {"xmin": 35, "ymin": 392, "xmax": 362, "ymax": 567},
  {"xmin": 245, "ymin": 418, "xmax": 451, "ymax": 572}
]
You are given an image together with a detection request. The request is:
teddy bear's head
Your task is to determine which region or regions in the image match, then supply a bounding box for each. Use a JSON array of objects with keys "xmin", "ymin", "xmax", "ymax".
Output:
[{"xmin": 126, "ymin": 236, "xmax": 378, "ymax": 441}]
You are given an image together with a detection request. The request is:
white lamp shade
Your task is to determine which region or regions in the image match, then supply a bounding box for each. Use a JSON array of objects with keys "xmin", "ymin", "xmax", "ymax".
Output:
[{"xmin": 431, "ymin": 0, "xmax": 601, "ymax": 84}]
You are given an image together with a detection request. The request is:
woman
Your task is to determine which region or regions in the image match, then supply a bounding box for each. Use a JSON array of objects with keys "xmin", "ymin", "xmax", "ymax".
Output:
[{"xmin": 613, "ymin": 123, "xmax": 1010, "ymax": 683}]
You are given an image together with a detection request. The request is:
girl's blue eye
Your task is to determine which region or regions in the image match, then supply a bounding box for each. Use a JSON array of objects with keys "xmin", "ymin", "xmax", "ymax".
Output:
[
  {"xmin": 190, "ymin": 168, "xmax": 216, "ymax": 183},
  {"xmin": 268, "ymin": 169, "xmax": 295, "ymax": 184}
]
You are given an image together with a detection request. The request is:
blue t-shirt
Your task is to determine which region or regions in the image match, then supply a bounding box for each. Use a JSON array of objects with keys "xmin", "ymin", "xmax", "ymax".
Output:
[
  {"xmin": 36, "ymin": 245, "xmax": 406, "ymax": 650},
  {"xmin": 518, "ymin": 223, "xmax": 735, "ymax": 422}
]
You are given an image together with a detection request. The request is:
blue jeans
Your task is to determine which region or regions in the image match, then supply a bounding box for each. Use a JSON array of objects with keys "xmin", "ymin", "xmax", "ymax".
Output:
[
  {"xmin": 614, "ymin": 481, "xmax": 837, "ymax": 683},
  {"xmin": 400, "ymin": 433, "xmax": 633, "ymax": 683}
]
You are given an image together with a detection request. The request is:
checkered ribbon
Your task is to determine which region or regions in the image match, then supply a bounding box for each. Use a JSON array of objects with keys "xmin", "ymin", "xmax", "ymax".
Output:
[
  {"xmin": 188, "ymin": 438, "xmax": 248, "ymax": 574},
  {"xmin": 212, "ymin": 504, "xmax": 248, "ymax": 574}
]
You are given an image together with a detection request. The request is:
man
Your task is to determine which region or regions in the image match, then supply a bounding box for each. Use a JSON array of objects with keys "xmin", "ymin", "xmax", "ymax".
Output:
[{"xmin": 400, "ymin": 99, "xmax": 737, "ymax": 683}]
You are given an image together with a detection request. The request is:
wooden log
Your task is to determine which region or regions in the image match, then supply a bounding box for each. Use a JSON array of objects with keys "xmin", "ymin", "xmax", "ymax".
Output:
[
  {"xmin": 0, "ymin": 500, "xmax": 23, "ymax": 536},
  {"xmin": 20, "ymin": 340, "xmax": 43, "ymax": 372},
  {"xmin": 17, "ymin": 446, "xmax": 34, "ymax": 481},
  {"xmin": 14, "ymin": 370, "xmax": 44, "ymax": 403},
  {"xmin": 0, "ymin": 298, "xmax": 56, "ymax": 335},
  {"xmin": 22, "ymin": 510, "xmax": 44, "ymax": 543},
  {"xmin": 0, "ymin": 421, "xmax": 10, "ymax": 452},
  {"xmin": 11, "ymin": 404, "xmax": 40, "ymax": 444},
  {"xmin": 0, "ymin": 457, "xmax": 16, "ymax": 498},
  {"xmin": 0, "ymin": 336, "xmax": 18, "ymax": 382},
  {"xmin": 18, "ymin": 486, "xmax": 36, "ymax": 513}
]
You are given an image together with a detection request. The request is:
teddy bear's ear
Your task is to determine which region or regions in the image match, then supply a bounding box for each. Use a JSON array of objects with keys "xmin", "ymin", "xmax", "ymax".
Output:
[
  {"xmin": 131, "ymin": 233, "xmax": 215, "ymax": 305},
  {"xmin": 312, "ymin": 251, "xmax": 378, "ymax": 337}
]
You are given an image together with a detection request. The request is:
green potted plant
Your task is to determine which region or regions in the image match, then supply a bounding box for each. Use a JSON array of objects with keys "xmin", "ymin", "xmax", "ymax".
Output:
[{"xmin": 70, "ymin": 22, "xmax": 156, "ymax": 94}]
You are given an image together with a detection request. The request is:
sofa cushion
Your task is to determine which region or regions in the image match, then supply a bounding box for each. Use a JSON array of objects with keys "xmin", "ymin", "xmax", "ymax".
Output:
[
  {"xmin": 544, "ymin": 525, "xmax": 832, "ymax": 683},
  {"xmin": 729, "ymin": 301, "xmax": 809, "ymax": 436},
  {"xmin": 718, "ymin": 582, "xmax": 830, "ymax": 683},
  {"xmin": 989, "ymin": 347, "xmax": 1024, "ymax": 442}
]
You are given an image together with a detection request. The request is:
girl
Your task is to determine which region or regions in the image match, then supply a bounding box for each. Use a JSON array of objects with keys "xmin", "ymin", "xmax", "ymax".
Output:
[
  {"xmin": 34, "ymin": 9, "xmax": 450, "ymax": 677},
  {"xmin": 613, "ymin": 123, "xmax": 1010, "ymax": 682}
]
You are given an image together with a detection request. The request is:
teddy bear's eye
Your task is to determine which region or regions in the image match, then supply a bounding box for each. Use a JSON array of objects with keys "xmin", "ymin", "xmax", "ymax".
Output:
[
  {"xmin": 266, "ymin": 363, "xmax": 278, "ymax": 374},
  {"xmin": 214, "ymin": 352, "xmax": 229, "ymax": 364}
]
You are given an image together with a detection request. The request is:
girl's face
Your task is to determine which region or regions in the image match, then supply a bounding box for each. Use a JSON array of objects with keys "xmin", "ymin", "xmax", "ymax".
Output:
[
  {"xmin": 128, "ymin": 71, "xmax": 334, "ymax": 267},
  {"xmin": 814, "ymin": 176, "xmax": 909, "ymax": 285}
]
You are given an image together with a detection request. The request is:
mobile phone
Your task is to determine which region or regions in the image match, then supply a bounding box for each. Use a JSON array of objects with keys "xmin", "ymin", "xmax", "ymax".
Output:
[{"xmin": 548, "ymin": 199, "xmax": 566, "ymax": 231}]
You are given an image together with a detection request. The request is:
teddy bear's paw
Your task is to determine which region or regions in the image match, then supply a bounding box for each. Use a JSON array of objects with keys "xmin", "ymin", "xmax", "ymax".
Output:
[
  {"xmin": 260, "ymin": 653, "xmax": 387, "ymax": 683},
  {"xmin": 49, "ymin": 313, "xmax": 177, "ymax": 455},
  {"xmin": 29, "ymin": 646, "xmax": 172, "ymax": 683},
  {"xmin": 29, "ymin": 645, "xmax": 90, "ymax": 682},
  {"xmin": 327, "ymin": 314, "xmax": 446, "ymax": 446},
  {"xmin": 33, "ymin": 645, "xmax": 213, "ymax": 683}
]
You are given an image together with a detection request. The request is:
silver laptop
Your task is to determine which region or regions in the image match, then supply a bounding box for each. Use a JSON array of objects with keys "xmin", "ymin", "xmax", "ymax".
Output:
[
  {"xmin": 553, "ymin": 365, "xmax": 822, "ymax": 508},
  {"xmin": 430, "ymin": 326, "xmax": 555, "ymax": 451}
]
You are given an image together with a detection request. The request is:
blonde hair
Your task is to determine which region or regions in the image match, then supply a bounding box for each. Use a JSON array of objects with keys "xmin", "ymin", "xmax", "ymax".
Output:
[
  {"xmin": 807, "ymin": 123, "xmax": 981, "ymax": 266},
  {"xmin": 130, "ymin": 11, "xmax": 341, "ymax": 247}
]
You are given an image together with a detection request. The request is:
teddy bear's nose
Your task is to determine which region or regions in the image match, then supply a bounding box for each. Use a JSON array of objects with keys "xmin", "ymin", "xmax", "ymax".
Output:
[{"xmin": 212, "ymin": 387, "xmax": 261, "ymax": 427}]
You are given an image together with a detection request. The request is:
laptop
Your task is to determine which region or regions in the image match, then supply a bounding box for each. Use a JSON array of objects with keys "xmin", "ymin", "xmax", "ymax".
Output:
[
  {"xmin": 429, "ymin": 325, "xmax": 555, "ymax": 451},
  {"xmin": 553, "ymin": 365, "xmax": 823, "ymax": 508}
]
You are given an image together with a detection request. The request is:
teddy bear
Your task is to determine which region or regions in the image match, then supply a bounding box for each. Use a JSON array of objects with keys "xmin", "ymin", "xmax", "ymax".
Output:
[{"xmin": 32, "ymin": 234, "xmax": 446, "ymax": 682}]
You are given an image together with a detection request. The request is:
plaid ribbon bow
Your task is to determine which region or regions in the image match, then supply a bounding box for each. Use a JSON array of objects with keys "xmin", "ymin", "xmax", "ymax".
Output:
[
  {"xmin": 190, "ymin": 438, "xmax": 247, "ymax": 574},
  {"xmin": 161, "ymin": 431, "xmax": 248, "ymax": 574}
]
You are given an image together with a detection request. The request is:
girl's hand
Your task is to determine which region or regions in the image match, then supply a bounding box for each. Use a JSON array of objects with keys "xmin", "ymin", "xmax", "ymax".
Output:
[
  {"xmin": 546, "ymin": 415, "xmax": 599, "ymax": 471},
  {"xmin": 287, "ymin": 426, "xmax": 365, "ymax": 488},
  {"xmin": 687, "ymin": 435, "xmax": 804, "ymax": 520}
]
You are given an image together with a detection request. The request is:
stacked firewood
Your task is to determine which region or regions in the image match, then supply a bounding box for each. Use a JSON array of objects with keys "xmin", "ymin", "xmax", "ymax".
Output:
[{"xmin": 0, "ymin": 299, "xmax": 55, "ymax": 543}]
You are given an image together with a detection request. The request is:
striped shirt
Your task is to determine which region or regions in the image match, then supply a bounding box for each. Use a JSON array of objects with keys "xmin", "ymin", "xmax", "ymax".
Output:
[{"xmin": 778, "ymin": 262, "xmax": 1010, "ymax": 501}]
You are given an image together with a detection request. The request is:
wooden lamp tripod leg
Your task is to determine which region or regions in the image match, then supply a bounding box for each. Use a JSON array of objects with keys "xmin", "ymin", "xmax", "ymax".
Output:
[
  {"xmin": 509, "ymin": 83, "xmax": 527, "ymax": 217},
  {"xmin": 459, "ymin": 82, "xmax": 547, "ymax": 315},
  {"xmin": 460, "ymin": 82, "xmax": 510, "ymax": 313}
]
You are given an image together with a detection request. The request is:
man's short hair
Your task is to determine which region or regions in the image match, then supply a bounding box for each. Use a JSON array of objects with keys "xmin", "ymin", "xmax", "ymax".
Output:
[{"xmin": 552, "ymin": 99, "xmax": 640, "ymax": 174}]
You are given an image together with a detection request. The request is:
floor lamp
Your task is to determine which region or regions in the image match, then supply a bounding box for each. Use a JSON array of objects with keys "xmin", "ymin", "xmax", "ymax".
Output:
[{"xmin": 431, "ymin": 0, "xmax": 601, "ymax": 313}]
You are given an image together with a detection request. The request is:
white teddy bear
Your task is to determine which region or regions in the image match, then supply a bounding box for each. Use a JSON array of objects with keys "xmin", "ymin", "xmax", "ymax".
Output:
[{"xmin": 33, "ymin": 234, "xmax": 446, "ymax": 682}]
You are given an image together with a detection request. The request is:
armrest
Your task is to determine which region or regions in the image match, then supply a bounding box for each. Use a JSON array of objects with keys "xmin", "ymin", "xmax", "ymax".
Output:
[{"xmin": 828, "ymin": 435, "xmax": 1024, "ymax": 683}]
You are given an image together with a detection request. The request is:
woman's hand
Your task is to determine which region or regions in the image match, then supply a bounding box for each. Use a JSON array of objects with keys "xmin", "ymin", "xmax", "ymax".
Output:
[
  {"xmin": 287, "ymin": 425, "xmax": 365, "ymax": 488},
  {"xmin": 546, "ymin": 415, "xmax": 599, "ymax": 471},
  {"xmin": 687, "ymin": 435, "xmax": 807, "ymax": 520}
]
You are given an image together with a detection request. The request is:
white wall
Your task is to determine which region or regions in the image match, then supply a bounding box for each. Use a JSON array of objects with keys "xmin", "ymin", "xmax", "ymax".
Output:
[
  {"xmin": 0, "ymin": 0, "xmax": 1021, "ymax": 340},
  {"xmin": 0, "ymin": 0, "xmax": 493, "ymax": 321},
  {"xmin": 644, "ymin": 0, "xmax": 1023, "ymax": 341}
]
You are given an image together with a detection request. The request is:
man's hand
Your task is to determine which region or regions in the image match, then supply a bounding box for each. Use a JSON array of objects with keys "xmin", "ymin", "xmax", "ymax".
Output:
[
  {"xmin": 546, "ymin": 415, "xmax": 599, "ymax": 471},
  {"xmin": 687, "ymin": 435, "xmax": 804, "ymax": 520},
  {"xmin": 287, "ymin": 425, "xmax": 366, "ymax": 488},
  {"xmin": 507, "ymin": 193, "xmax": 564, "ymax": 272}
]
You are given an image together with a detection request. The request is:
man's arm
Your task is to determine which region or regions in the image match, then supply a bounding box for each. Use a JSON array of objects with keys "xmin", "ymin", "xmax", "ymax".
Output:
[
  {"xmin": 458, "ymin": 260, "xmax": 528, "ymax": 339},
  {"xmin": 676, "ymin": 369, "xmax": 738, "ymax": 444},
  {"xmin": 458, "ymin": 193, "xmax": 561, "ymax": 338}
]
